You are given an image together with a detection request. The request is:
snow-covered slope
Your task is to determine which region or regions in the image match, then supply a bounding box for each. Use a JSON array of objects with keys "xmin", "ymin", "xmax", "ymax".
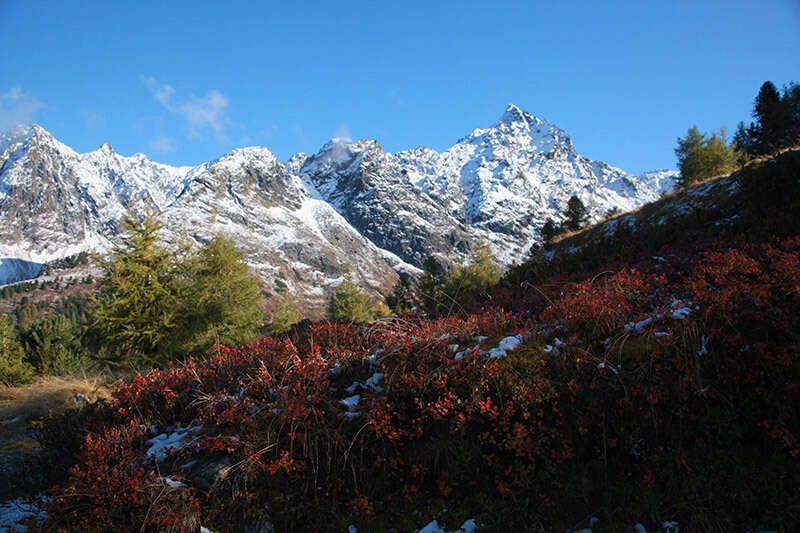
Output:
[
  {"xmin": 298, "ymin": 138, "xmax": 475, "ymax": 267},
  {"xmin": 0, "ymin": 124, "xmax": 192, "ymax": 265},
  {"xmin": 297, "ymin": 104, "xmax": 675, "ymax": 266},
  {"xmin": 1, "ymin": 107, "xmax": 677, "ymax": 305},
  {"xmin": 0, "ymin": 128, "xmax": 399, "ymax": 314},
  {"xmin": 160, "ymin": 146, "xmax": 399, "ymax": 313},
  {"xmin": 638, "ymin": 169, "xmax": 680, "ymax": 197},
  {"xmin": 397, "ymin": 105, "xmax": 669, "ymax": 263}
]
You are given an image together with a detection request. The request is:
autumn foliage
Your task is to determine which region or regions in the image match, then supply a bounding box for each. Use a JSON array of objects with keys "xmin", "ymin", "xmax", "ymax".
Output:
[{"xmin": 39, "ymin": 234, "xmax": 800, "ymax": 531}]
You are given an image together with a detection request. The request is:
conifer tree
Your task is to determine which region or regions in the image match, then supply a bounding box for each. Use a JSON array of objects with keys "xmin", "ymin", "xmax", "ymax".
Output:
[
  {"xmin": 704, "ymin": 128, "xmax": 738, "ymax": 177},
  {"xmin": 675, "ymin": 126, "xmax": 737, "ymax": 187},
  {"xmin": 443, "ymin": 243, "xmax": 501, "ymax": 312},
  {"xmin": 540, "ymin": 218, "xmax": 558, "ymax": 244},
  {"xmin": 23, "ymin": 314, "xmax": 88, "ymax": 375},
  {"xmin": 178, "ymin": 235, "xmax": 263, "ymax": 354},
  {"xmin": 268, "ymin": 295, "xmax": 301, "ymax": 335},
  {"xmin": 330, "ymin": 275, "xmax": 373, "ymax": 323},
  {"xmin": 675, "ymin": 126, "xmax": 706, "ymax": 187},
  {"xmin": 0, "ymin": 314, "xmax": 33, "ymax": 386},
  {"xmin": 417, "ymin": 256, "xmax": 447, "ymax": 314},
  {"xmin": 733, "ymin": 121, "xmax": 754, "ymax": 163},
  {"xmin": 92, "ymin": 213, "xmax": 179, "ymax": 366},
  {"xmin": 386, "ymin": 275, "xmax": 417, "ymax": 314},
  {"xmin": 782, "ymin": 82, "xmax": 800, "ymax": 144},
  {"xmin": 754, "ymin": 81, "xmax": 785, "ymax": 149},
  {"xmin": 563, "ymin": 195, "xmax": 589, "ymax": 232}
]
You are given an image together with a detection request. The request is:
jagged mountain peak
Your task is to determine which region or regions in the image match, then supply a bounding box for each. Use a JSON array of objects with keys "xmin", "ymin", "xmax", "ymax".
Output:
[
  {"xmin": 300, "ymin": 138, "xmax": 385, "ymax": 182},
  {"xmin": 446, "ymin": 104, "xmax": 576, "ymax": 162},
  {"xmin": 316, "ymin": 137, "xmax": 381, "ymax": 158},
  {"xmin": 211, "ymin": 146, "xmax": 279, "ymax": 167},
  {"xmin": 497, "ymin": 103, "xmax": 546, "ymax": 127},
  {"xmin": 96, "ymin": 140, "xmax": 114, "ymax": 153},
  {"xmin": 286, "ymin": 152, "xmax": 308, "ymax": 174},
  {"xmin": 9, "ymin": 123, "xmax": 50, "ymax": 142},
  {"xmin": 0, "ymin": 123, "xmax": 71, "ymax": 157}
]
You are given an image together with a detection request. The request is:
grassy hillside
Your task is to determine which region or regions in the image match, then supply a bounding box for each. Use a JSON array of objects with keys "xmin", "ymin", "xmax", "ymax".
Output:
[
  {"xmin": 502, "ymin": 148, "xmax": 800, "ymax": 288},
  {"xmin": 4, "ymin": 150, "xmax": 799, "ymax": 532}
]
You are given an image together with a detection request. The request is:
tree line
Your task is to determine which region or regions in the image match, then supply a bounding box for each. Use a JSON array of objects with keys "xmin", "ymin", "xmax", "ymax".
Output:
[
  {"xmin": 675, "ymin": 80, "xmax": 800, "ymax": 187},
  {"xmin": 1, "ymin": 212, "xmax": 509, "ymax": 385}
]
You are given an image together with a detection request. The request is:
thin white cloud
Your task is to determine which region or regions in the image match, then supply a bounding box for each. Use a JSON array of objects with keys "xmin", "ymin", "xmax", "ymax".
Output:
[
  {"xmin": 333, "ymin": 124, "xmax": 352, "ymax": 141},
  {"xmin": 0, "ymin": 87, "xmax": 44, "ymax": 131},
  {"xmin": 142, "ymin": 76, "xmax": 175, "ymax": 107},
  {"xmin": 149, "ymin": 136, "xmax": 175, "ymax": 154},
  {"xmin": 179, "ymin": 90, "xmax": 230, "ymax": 134},
  {"xmin": 141, "ymin": 76, "xmax": 231, "ymax": 137}
]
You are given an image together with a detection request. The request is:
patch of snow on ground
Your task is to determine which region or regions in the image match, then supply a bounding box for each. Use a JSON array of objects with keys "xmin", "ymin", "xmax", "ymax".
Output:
[
  {"xmin": 160, "ymin": 476, "xmax": 188, "ymax": 488},
  {"xmin": 146, "ymin": 423, "xmax": 201, "ymax": 462},
  {"xmin": 662, "ymin": 521, "xmax": 679, "ymax": 533},
  {"xmin": 454, "ymin": 345, "xmax": 480, "ymax": 361},
  {"xmin": 625, "ymin": 317, "xmax": 654, "ymax": 333},
  {"xmin": 488, "ymin": 334, "xmax": 525, "ymax": 359},
  {"xmin": 364, "ymin": 372, "xmax": 384, "ymax": 392},
  {"xmin": 0, "ymin": 497, "xmax": 48, "ymax": 532},
  {"xmin": 341, "ymin": 395, "xmax": 360, "ymax": 411},
  {"xmin": 670, "ymin": 300, "xmax": 692, "ymax": 319},
  {"xmin": 418, "ymin": 518, "xmax": 478, "ymax": 533},
  {"xmin": 624, "ymin": 300, "xmax": 694, "ymax": 334}
]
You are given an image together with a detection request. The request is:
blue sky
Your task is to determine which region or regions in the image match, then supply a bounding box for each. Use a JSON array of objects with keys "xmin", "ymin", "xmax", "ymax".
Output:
[{"xmin": 1, "ymin": 1, "xmax": 798, "ymax": 174}]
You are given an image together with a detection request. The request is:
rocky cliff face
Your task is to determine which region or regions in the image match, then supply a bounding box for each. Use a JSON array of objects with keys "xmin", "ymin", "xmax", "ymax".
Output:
[
  {"xmin": 160, "ymin": 147, "xmax": 399, "ymax": 315},
  {"xmin": 298, "ymin": 138, "xmax": 475, "ymax": 267}
]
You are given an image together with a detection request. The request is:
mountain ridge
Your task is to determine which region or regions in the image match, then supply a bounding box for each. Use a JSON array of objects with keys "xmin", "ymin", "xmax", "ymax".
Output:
[{"xmin": 0, "ymin": 106, "xmax": 678, "ymax": 314}]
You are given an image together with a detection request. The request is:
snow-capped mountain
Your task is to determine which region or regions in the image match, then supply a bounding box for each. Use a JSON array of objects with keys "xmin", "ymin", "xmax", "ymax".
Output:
[
  {"xmin": 297, "ymin": 105, "xmax": 671, "ymax": 265},
  {"xmin": 638, "ymin": 169, "xmax": 680, "ymax": 197},
  {"xmin": 298, "ymin": 138, "xmax": 475, "ymax": 267},
  {"xmin": 159, "ymin": 146, "xmax": 400, "ymax": 311},
  {"xmin": 0, "ymin": 125, "xmax": 191, "ymax": 260},
  {"xmin": 0, "ymin": 126, "xmax": 400, "ymax": 314},
  {"xmin": 0, "ymin": 105, "xmax": 678, "ymax": 311}
]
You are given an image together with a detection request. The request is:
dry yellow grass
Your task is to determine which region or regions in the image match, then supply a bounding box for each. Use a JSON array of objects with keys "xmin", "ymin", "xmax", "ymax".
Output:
[
  {"xmin": 0, "ymin": 376, "xmax": 111, "ymax": 423},
  {"xmin": 0, "ymin": 376, "xmax": 112, "ymax": 499}
]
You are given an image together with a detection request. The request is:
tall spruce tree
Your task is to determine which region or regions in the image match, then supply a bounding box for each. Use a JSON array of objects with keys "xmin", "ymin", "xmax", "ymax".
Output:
[
  {"xmin": 563, "ymin": 195, "xmax": 589, "ymax": 232},
  {"xmin": 93, "ymin": 213, "xmax": 179, "ymax": 366},
  {"xmin": 754, "ymin": 81, "xmax": 785, "ymax": 149},
  {"xmin": 178, "ymin": 235, "xmax": 263, "ymax": 354},
  {"xmin": 783, "ymin": 82, "xmax": 800, "ymax": 144}
]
